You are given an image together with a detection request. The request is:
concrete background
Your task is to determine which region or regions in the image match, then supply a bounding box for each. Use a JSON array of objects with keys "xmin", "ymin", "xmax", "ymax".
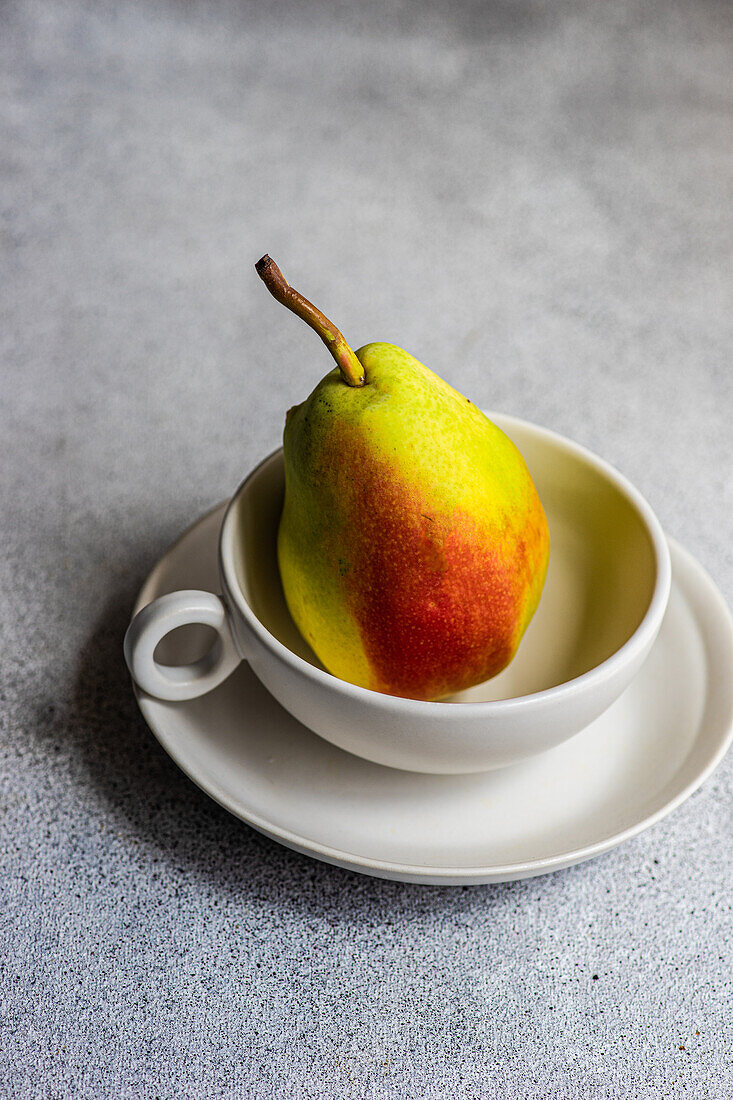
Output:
[{"xmin": 2, "ymin": 0, "xmax": 732, "ymax": 1095}]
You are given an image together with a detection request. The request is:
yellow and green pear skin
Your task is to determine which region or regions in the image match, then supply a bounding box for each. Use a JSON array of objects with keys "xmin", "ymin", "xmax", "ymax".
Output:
[{"xmin": 278, "ymin": 343, "xmax": 550, "ymax": 701}]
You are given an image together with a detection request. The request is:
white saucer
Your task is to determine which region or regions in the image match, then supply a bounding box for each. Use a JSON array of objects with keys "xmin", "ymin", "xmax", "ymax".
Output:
[{"xmin": 131, "ymin": 503, "xmax": 733, "ymax": 885}]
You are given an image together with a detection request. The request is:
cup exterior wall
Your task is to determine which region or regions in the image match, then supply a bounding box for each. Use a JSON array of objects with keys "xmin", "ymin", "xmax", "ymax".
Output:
[{"xmin": 224, "ymin": 572, "xmax": 663, "ymax": 773}]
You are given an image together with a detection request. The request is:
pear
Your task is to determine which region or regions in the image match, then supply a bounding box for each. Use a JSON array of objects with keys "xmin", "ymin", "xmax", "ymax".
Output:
[{"xmin": 256, "ymin": 256, "xmax": 550, "ymax": 701}]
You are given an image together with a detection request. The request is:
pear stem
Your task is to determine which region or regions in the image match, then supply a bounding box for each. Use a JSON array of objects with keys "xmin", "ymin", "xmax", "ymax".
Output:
[{"xmin": 255, "ymin": 255, "xmax": 365, "ymax": 387}]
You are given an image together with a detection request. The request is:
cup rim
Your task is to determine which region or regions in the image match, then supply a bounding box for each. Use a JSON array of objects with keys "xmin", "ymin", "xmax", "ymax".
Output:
[{"xmin": 218, "ymin": 412, "xmax": 672, "ymax": 715}]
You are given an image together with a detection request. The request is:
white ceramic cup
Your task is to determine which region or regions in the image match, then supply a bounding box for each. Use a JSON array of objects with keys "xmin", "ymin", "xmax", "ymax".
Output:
[{"xmin": 124, "ymin": 414, "xmax": 671, "ymax": 774}]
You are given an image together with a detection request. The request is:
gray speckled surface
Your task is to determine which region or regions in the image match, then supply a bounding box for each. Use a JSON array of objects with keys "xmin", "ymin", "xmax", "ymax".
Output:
[{"xmin": 2, "ymin": 0, "xmax": 733, "ymax": 1096}]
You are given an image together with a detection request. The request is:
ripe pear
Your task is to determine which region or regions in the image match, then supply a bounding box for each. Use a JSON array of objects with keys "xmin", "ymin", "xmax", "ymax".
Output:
[{"xmin": 256, "ymin": 256, "xmax": 550, "ymax": 701}]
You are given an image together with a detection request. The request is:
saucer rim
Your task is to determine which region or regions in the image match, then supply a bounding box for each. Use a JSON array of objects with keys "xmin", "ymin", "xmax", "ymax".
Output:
[{"xmin": 131, "ymin": 503, "xmax": 733, "ymax": 883}]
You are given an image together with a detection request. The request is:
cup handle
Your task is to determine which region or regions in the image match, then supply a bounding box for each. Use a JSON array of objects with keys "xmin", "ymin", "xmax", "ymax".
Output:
[{"xmin": 123, "ymin": 590, "xmax": 242, "ymax": 701}]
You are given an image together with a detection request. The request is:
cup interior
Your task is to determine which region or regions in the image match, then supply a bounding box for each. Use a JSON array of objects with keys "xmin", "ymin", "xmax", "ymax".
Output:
[{"xmin": 227, "ymin": 417, "xmax": 661, "ymax": 703}]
